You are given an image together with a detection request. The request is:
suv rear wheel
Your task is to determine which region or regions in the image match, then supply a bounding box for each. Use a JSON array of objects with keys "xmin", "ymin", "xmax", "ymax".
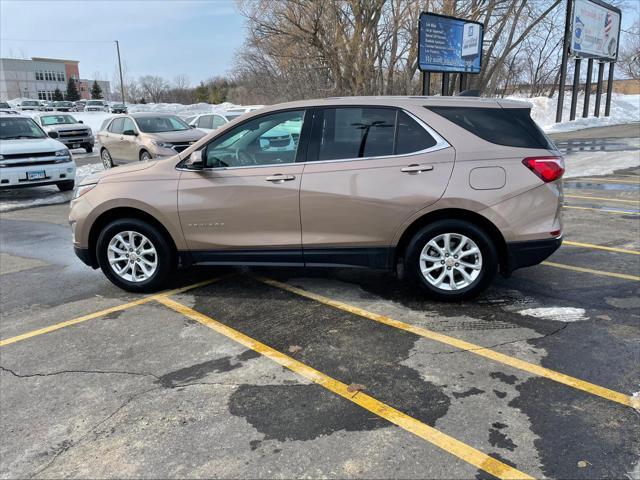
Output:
[
  {"xmin": 96, "ymin": 218, "xmax": 174, "ymax": 292},
  {"xmin": 405, "ymin": 220, "xmax": 497, "ymax": 301}
]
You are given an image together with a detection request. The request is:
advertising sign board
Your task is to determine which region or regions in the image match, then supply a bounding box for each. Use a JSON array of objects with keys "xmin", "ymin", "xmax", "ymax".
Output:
[
  {"xmin": 418, "ymin": 12, "xmax": 483, "ymax": 73},
  {"xmin": 570, "ymin": 0, "xmax": 621, "ymax": 60}
]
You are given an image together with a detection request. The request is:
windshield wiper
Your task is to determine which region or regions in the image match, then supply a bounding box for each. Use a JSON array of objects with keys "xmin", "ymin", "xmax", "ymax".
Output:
[{"xmin": 0, "ymin": 135, "xmax": 43, "ymax": 139}]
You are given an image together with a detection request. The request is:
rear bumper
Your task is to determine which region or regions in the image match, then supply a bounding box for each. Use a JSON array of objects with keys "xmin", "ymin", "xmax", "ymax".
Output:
[{"xmin": 504, "ymin": 237, "xmax": 562, "ymax": 275}]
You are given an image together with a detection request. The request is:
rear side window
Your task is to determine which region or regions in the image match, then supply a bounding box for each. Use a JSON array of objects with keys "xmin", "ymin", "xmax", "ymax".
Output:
[
  {"xmin": 396, "ymin": 111, "xmax": 437, "ymax": 154},
  {"xmin": 428, "ymin": 106, "xmax": 555, "ymax": 149},
  {"xmin": 316, "ymin": 107, "xmax": 396, "ymax": 160},
  {"xmin": 197, "ymin": 115, "xmax": 213, "ymax": 129}
]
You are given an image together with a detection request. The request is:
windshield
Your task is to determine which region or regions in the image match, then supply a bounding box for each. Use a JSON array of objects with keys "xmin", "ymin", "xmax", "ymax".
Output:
[
  {"xmin": 40, "ymin": 114, "xmax": 78, "ymax": 126},
  {"xmin": 135, "ymin": 116, "xmax": 189, "ymax": 133},
  {"xmin": 23, "ymin": 101, "xmax": 40, "ymax": 106},
  {"xmin": 86, "ymin": 100, "xmax": 103, "ymax": 106},
  {"xmin": 0, "ymin": 117, "xmax": 46, "ymax": 139},
  {"xmin": 223, "ymin": 113, "xmax": 242, "ymax": 121}
]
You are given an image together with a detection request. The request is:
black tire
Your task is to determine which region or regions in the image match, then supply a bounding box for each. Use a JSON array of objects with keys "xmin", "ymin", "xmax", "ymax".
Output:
[
  {"xmin": 56, "ymin": 180, "xmax": 75, "ymax": 192},
  {"xmin": 96, "ymin": 218, "xmax": 175, "ymax": 293},
  {"xmin": 85, "ymin": 145, "xmax": 93, "ymax": 153},
  {"xmin": 404, "ymin": 220, "xmax": 498, "ymax": 301},
  {"xmin": 140, "ymin": 150, "xmax": 152, "ymax": 161},
  {"xmin": 101, "ymin": 148, "xmax": 114, "ymax": 169}
]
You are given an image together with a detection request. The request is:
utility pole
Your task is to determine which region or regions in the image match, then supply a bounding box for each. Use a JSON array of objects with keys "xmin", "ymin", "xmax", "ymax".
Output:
[{"xmin": 115, "ymin": 40, "xmax": 126, "ymax": 105}]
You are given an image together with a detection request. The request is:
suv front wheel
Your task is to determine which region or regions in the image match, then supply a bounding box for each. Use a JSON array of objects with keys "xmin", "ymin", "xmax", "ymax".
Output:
[
  {"xmin": 96, "ymin": 218, "xmax": 174, "ymax": 292},
  {"xmin": 405, "ymin": 220, "xmax": 497, "ymax": 301}
]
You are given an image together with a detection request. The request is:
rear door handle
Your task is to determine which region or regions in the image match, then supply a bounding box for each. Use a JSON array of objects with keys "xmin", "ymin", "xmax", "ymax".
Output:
[
  {"xmin": 401, "ymin": 164, "xmax": 434, "ymax": 174},
  {"xmin": 265, "ymin": 174, "xmax": 296, "ymax": 183}
]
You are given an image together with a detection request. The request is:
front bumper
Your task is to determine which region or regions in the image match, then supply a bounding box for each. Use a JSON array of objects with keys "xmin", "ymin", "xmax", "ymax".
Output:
[
  {"xmin": 0, "ymin": 160, "xmax": 76, "ymax": 188},
  {"xmin": 504, "ymin": 237, "xmax": 562, "ymax": 275}
]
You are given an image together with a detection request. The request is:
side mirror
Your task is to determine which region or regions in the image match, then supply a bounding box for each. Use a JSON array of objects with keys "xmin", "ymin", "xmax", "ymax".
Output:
[
  {"xmin": 48, "ymin": 131, "xmax": 59, "ymax": 139},
  {"xmin": 184, "ymin": 150, "xmax": 204, "ymax": 170},
  {"xmin": 78, "ymin": 120, "xmax": 84, "ymax": 124},
  {"xmin": 189, "ymin": 124, "xmax": 196, "ymax": 129},
  {"xmin": 122, "ymin": 129, "xmax": 137, "ymax": 136}
]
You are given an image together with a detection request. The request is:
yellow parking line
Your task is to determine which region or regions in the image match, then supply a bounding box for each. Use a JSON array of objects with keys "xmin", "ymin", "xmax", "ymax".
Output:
[
  {"xmin": 570, "ymin": 178, "xmax": 640, "ymax": 185},
  {"xmin": 156, "ymin": 296, "xmax": 533, "ymax": 480},
  {"xmin": 0, "ymin": 278, "xmax": 220, "ymax": 347},
  {"xmin": 564, "ymin": 205, "xmax": 638, "ymax": 215},
  {"xmin": 541, "ymin": 261, "xmax": 640, "ymax": 281},
  {"xmin": 256, "ymin": 277, "xmax": 635, "ymax": 409},
  {"xmin": 563, "ymin": 240, "xmax": 640, "ymax": 255},
  {"xmin": 565, "ymin": 194, "xmax": 640, "ymax": 204}
]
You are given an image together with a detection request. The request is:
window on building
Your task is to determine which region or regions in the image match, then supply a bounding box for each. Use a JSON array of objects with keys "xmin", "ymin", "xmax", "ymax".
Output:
[{"xmin": 35, "ymin": 71, "xmax": 42, "ymax": 81}]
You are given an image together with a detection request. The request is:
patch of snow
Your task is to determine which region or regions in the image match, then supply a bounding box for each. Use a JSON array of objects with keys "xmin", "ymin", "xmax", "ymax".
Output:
[
  {"xmin": 507, "ymin": 93, "xmax": 640, "ymax": 133},
  {"xmin": 517, "ymin": 307, "xmax": 589, "ymax": 322},
  {"xmin": 564, "ymin": 150, "xmax": 640, "ymax": 178}
]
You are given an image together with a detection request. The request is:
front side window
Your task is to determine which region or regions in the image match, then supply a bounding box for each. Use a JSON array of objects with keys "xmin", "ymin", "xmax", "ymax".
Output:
[
  {"xmin": 316, "ymin": 107, "xmax": 396, "ymax": 161},
  {"xmin": 0, "ymin": 117, "xmax": 46, "ymax": 139},
  {"xmin": 197, "ymin": 115, "xmax": 213, "ymax": 129},
  {"xmin": 211, "ymin": 115, "xmax": 227, "ymax": 129},
  {"xmin": 136, "ymin": 116, "xmax": 189, "ymax": 133},
  {"xmin": 108, "ymin": 118, "xmax": 124, "ymax": 134},
  {"xmin": 204, "ymin": 110, "xmax": 305, "ymax": 168},
  {"xmin": 40, "ymin": 115, "xmax": 78, "ymax": 126},
  {"xmin": 122, "ymin": 117, "xmax": 136, "ymax": 134}
]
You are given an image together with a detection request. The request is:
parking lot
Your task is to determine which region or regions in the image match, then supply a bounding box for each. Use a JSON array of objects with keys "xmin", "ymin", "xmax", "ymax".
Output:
[{"xmin": 1, "ymin": 125, "xmax": 639, "ymax": 479}]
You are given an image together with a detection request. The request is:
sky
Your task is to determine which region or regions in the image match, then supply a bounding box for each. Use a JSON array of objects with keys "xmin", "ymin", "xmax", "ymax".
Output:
[{"xmin": 0, "ymin": 0, "xmax": 246, "ymax": 87}]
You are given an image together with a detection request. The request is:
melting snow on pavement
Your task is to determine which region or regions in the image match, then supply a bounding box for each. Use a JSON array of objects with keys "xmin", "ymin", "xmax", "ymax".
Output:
[{"xmin": 517, "ymin": 307, "xmax": 589, "ymax": 322}]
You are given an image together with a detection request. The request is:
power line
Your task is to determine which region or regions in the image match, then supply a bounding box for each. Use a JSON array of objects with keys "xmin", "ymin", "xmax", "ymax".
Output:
[{"xmin": 0, "ymin": 38, "xmax": 116, "ymax": 44}]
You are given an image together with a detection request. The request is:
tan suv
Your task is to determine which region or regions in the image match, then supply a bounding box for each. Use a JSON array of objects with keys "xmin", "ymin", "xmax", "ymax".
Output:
[
  {"xmin": 97, "ymin": 113, "xmax": 206, "ymax": 167},
  {"xmin": 70, "ymin": 96, "xmax": 563, "ymax": 301}
]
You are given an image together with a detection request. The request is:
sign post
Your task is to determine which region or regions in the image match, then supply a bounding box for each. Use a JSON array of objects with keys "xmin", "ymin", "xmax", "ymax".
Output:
[
  {"xmin": 418, "ymin": 13, "xmax": 484, "ymax": 96},
  {"xmin": 582, "ymin": 58, "xmax": 594, "ymax": 118}
]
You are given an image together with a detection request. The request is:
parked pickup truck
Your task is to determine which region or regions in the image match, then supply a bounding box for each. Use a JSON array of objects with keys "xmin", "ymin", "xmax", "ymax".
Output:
[{"xmin": 33, "ymin": 112, "xmax": 94, "ymax": 153}]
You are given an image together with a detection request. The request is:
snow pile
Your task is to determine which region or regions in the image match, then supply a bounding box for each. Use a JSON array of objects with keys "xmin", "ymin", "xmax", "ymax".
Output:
[
  {"xmin": 564, "ymin": 150, "xmax": 640, "ymax": 178},
  {"xmin": 508, "ymin": 93, "xmax": 640, "ymax": 133}
]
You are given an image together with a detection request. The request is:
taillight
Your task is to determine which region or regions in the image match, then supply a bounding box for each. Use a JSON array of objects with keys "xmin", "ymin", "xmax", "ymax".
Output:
[{"xmin": 522, "ymin": 156, "xmax": 565, "ymax": 183}]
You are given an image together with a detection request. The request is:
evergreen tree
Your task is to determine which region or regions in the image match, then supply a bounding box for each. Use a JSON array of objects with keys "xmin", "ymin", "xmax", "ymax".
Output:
[
  {"xmin": 52, "ymin": 88, "xmax": 64, "ymax": 101},
  {"xmin": 90, "ymin": 80, "xmax": 103, "ymax": 99},
  {"xmin": 66, "ymin": 78, "xmax": 80, "ymax": 101}
]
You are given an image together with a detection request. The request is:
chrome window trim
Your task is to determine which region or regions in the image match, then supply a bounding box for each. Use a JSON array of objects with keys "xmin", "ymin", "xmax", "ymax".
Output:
[{"xmin": 176, "ymin": 108, "xmax": 451, "ymax": 172}]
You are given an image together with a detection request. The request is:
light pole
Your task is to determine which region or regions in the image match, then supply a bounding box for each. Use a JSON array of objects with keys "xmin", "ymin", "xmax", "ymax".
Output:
[{"xmin": 115, "ymin": 40, "xmax": 125, "ymax": 105}]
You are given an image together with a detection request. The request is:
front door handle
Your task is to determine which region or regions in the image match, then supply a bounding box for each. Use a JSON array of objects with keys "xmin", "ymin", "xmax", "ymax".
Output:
[
  {"xmin": 265, "ymin": 174, "xmax": 296, "ymax": 183},
  {"xmin": 401, "ymin": 164, "xmax": 434, "ymax": 174}
]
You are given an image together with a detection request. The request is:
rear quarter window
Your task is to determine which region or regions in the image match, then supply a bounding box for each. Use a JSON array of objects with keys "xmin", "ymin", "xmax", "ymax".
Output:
[{"xmin": 428, "ymin": 106, "xmax": 555, "ymax": 150}]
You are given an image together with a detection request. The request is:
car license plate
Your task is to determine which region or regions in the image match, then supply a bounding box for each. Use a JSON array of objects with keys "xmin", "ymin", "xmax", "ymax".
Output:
[
  {"xmin": 72, "ymin": 143, "xmax": 80, "ymax": 149},
  {"xmin": 27, "ymin": 171, "xmax": 46, "ymax": 181}
]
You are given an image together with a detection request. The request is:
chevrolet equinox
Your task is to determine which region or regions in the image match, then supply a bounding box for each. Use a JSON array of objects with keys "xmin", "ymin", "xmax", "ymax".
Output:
[{"xmin": 70, "ymin": 97, "xmax": 563, "ymax": 301}]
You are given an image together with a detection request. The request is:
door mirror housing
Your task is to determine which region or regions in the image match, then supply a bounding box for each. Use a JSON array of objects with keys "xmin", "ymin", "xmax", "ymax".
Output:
[
  {"xmin": 48, "ymin": 131, "xmax": 59, "ymax": 139},
  {"xmin": 78, "ymin": 120, "xmax": 83, "ymax": 124},
  {"xmin": 122, "ymin": 129, "xmax": 137, "ymax": 136},
  {"xmin": 184, "ymin": 150, "xmax": 204, "ymax": 170}
]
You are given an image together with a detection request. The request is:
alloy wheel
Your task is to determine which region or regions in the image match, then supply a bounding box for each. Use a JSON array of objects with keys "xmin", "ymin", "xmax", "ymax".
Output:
[
  {"xmin": 419, "ymin": 233, "xmax": 482, "ymax": 291},
  {"xmin": 107, "ymin": 230, "xmax": 158, "ymax": 282}
]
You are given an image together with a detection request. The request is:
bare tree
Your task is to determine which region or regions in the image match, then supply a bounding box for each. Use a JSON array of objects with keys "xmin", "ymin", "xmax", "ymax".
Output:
[
  {"xmin": 138, "ymin": 75, "xmax": 169, "ymax": 103},
  {"xmin": 618, "ymin": 20, "xmax": 640, "ymax": 80}
]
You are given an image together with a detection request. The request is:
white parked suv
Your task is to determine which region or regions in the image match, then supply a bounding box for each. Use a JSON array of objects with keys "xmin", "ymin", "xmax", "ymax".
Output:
[
  {"xmin": 85, "ymin": 100, "xmax": 109, "ymax": 112},
  {"xmin": 0, "ymin": 113, "xmax": 76, "ymax": 191}
]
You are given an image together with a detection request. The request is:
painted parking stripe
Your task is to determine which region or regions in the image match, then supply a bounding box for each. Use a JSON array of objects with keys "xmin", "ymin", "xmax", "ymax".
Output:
[
  {"xmin": 156, "ymin": 296, "xmax": 533, "ymax": 480},
  {"xmin": 570, "ymin": 178, "xmax": 640, "ymax": 185},
  {"xmin": 541, "ymin": 261, "xmax": 640, "ymax": 281},
  {"xmin": 563, "ymin": 205, "xmax": 638, "ymax": 215},
  {"xmin": 565, "ymin": 194, "xmax": 640, "ymax": 204},
  {"xmin": 255, "ymin": 276, "xmax": 636, "ymax": 409},
  {"xmin": 0, "ymin": 278, "xmax": 220, "ymax": 347},
  {"xmin": 563, "ymin": 240, "xmax": 640, "ymax": 255}
]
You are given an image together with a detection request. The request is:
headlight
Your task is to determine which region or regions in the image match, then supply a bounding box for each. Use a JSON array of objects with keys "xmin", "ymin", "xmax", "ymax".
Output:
[
  {"xmin": 151, "ymin": 140, "xmax": 173, "ymax": 148},
  {"xmin": 72, "ymin": 183, "xmax": 97, "ymax": 200},
  {"xmin": 55, "ymin": 148, "xmax": 70, "ymax": 157}
]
